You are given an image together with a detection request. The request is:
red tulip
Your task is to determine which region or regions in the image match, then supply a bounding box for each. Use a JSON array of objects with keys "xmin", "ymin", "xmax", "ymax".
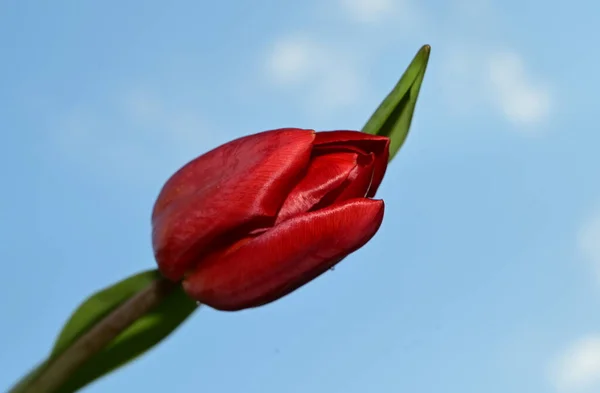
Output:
[{"xmin": 152, "ymin": 128, "xmax": 389, "ymax": 311}]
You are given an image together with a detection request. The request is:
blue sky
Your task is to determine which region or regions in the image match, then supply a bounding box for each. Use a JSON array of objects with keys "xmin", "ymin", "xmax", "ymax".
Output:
[{"xmin": 2, "ymin": 0, "xmax": 600, "ymax": 392}]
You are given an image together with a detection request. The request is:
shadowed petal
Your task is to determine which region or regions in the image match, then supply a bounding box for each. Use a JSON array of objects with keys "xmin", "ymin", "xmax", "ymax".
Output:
[
  {"xmin": 333, "ymin": 152, "xmax": 376, "ymax": 202},
  {"xmin": 314, "ymin": 131, "xmax": 389, "ymax": 197},
  {"xmin": 183, "ymin": 198, "xmax": 385, "ymax": 311},
  {"xmin": 152, "ymin": 128, "xmax": 316, "ymax": 281}
]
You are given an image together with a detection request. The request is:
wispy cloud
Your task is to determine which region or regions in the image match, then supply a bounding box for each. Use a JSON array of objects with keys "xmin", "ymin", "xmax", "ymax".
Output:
[
  {"xmin": 337, "ymin": 0, "xmax": 425, "ymax": 31},
  {"xmin": 439, "ymin": 45, "xmax": 552, "ymax": 130},
  {"xmin": 339, "ymin": 0, "xmax": 393, "ymax": 23},
  {"xmin": 262, "ymin": 0, "xmax": 423, "ymax": 113},
  {"xmin": 551, "ymin": 335, "xmax": 600, "ymax": 392},
  {"xmin": 435, "ymin": 0, "xmax": 553, "ymax": 130},
  {"xmin": 265, "ymin": 34, "xmax": 364, "ymax": 112},
  {"xmin": 264, "ymin": 0, "xmax": 555, "ymax": 130},
  {"xmin": 54, "ymin": 89, "xmax": 215, "ymax": 184},
  {"xmin": 486, "ymin": 51, "xmax": 552, "ymax": 127},
  {"xmin": 552, "ymin": 209, "xmax": 600, "ymax": 391},
  {"xmin": 338, "ymin": 0, "xmax": 419, "ymax": 24},
  {"xmin": 266, "ymin": 36, "xmax": 324, "ymax": 86}
]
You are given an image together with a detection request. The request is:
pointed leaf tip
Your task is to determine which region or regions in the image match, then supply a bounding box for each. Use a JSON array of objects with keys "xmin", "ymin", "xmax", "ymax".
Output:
[{"xmin": 361, "ymin": 45, "xmax": 431, "ymax": 161}]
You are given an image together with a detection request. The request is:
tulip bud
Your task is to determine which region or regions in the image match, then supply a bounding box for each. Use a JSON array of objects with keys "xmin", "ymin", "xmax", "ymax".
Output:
[{"xmin": 152, "ymin": 128, "xmax": 389, "ymax": 311}]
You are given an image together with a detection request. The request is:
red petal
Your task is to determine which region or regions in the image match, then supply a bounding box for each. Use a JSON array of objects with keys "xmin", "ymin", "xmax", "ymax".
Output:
[
  {"xmin": 275, "ymin": 151, "xmax": 358, "ymax": 223},
  {"xmin": 183, "ymin": 198, "xmax": 385, "ymax": 311},
  {"xmin": 152, "ymin": 128, "xmax": 315, "ymax": 281},
  {"xmin": 333, "ymin": 152, "xmax": 376, "ymax": 202},
  {"xmin": 314, "ymin": 131, "xmax": 389, "ymax": 197}
]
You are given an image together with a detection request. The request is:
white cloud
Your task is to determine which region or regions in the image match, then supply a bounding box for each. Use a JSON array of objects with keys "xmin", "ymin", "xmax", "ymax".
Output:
[
  {"xmin": 577, "ymin": 206, "xmax": 600, "ymax": 280},
  {"xmin": 439, "ymin": 46, "xmax": 553, "ymax": 129},
  {"xmin": 266, "ymin": 36, "xmax": 322, "ymax": 86},
  {"xmin": 263, "ymin": 0, "xmax": 557, "ymax": 129},
  {"xmin": 339, "ymin": 0, "xmax": 394, "ymax": 23},
  {"xmin": 551, "ymin": 335, "xmax": 600, "ymax": 392},
  {"xmin": 436, "ymin": 0, "xmax": 553, "ymax": 127},
  {"xmin": 55, "ymin": 90, "xmax": 216, "ymax": 184},
  {"xmin": 265, "ymin": 34, "xmax": 364, "ymax": 111},
  {"xmin": 337, "ymin": 0, "xmax": 423, "ymax": 27},
  {"xmin": 486, "ymin": 51, "xmax": 552, "ymax": 127}
]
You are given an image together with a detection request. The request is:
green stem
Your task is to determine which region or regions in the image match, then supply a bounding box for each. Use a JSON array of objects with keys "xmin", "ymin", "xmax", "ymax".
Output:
[{"xmin": 21, "ymin": 277, "xmax": 177, "ymax": 393}]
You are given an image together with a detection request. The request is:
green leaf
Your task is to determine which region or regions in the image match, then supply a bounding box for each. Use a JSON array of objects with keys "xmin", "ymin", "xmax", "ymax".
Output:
[
  {"xmin": 10, "ymin": 269, "xmax": 198, "ymax": 393},
  {"xmin": 9, "ymin": 362, "xmax": 48, "ymax": 393},
  {"xmin": 362, "ymin": 44, "xmax": 430, "ymax": 161},
  {"xmin": 55, "ymin": 279, "xmax": 197, "ymax": 393},
  {"xmin": 52, "ymin": 270, "xmax": 162, "ymax": 357}
]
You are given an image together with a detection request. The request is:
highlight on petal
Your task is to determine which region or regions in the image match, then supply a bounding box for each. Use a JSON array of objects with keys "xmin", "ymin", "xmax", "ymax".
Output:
[
  {"xmin": 152, "ymin": 128, "xmax": 316, "ymax": 281},
  {"xmin": 183, "ymin": 198, "xmax": 385, "ymax": 311},
  {"xmin": 275, "ymin": 151, "xmax": 358, "ymax": 223},
  {"xmin": 313, "ymin": 130, "xmax": 390, "ymax": 196},
  {"xmin": 332, "ymin": 152, "xmax": 376, "ymax": 202}
]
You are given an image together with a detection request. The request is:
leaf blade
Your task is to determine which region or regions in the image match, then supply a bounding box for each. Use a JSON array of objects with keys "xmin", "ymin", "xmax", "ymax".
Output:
[
  {"xmin": 10, "ymin": 269, "xmax": 198, "ymax": 393},
  {"xmin": 362, "ymin": 44, "xmax": 430, "ymax": 161},
  {"xmin": 55, "ymin": 285, "xmax": 197, "ymax": 393},
  {"xmin": 52, "ymin": 270, "xmax": 161, "ymax": 356}
]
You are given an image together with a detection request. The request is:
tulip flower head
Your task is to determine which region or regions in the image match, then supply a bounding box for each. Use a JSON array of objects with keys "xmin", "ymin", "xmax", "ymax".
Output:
[{"xmin": 152, "ymin": 128, "xmax": 389, "ymax": 311}]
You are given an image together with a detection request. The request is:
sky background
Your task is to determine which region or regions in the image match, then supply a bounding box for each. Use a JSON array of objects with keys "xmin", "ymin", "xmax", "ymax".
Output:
[{"xmin": 2, "ymin": 0, "xmax": 600, "ymax": 392}]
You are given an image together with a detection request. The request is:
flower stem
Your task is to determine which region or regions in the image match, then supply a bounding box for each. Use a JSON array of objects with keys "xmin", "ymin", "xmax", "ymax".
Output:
[{"xmin": 22, "ymin": 277, "xmax": 177, "ymax": 393}]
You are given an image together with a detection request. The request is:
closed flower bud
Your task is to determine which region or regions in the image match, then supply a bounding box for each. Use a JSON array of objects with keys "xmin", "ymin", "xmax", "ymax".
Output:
[{"xmin": 152, "ymin": 128, "xmax": 389, "ymax": 311}]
